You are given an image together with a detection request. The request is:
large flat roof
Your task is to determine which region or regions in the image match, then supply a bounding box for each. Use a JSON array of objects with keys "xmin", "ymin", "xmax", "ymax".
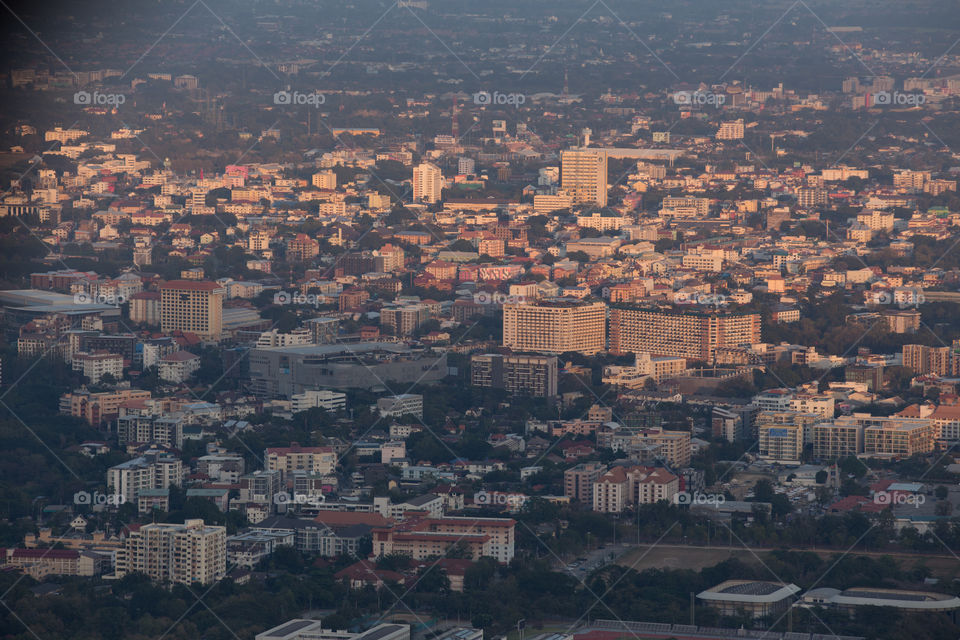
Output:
[
  {"xmin": 567, "ymin": 147, "xmax": 685, "ymax": 160},
  {"xmin": 253, "ymin": 342, "xmax": 412, "ymax": 356},
  {"xmin": 356, "ymin": 625, "xmax": 406, "ymax": 640},
  {"xmin": 698, "ymin": 580, "xmax": 800, "ymax": 603},
  {"xmin": 830, "ymin": 588, "xmax": 960, "ymax": 610},
  {"xmin": 258, "ymin": 619, "xmax": 322, "ymax": 638}
]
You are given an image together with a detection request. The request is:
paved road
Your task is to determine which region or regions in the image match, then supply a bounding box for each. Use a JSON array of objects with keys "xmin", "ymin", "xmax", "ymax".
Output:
[
  {"xmin": 620, "ymin": 542, "xmax": 960, "ymax": 561},
  {"xmin": 558, "ymin": 543, "xmax": 631, "ymax": 579}
]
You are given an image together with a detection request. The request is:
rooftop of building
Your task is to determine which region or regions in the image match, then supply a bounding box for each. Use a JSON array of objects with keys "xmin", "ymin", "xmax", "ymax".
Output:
[{"xmin": 698, "ymin": 580, "xmax": 801, "ymax": 603}]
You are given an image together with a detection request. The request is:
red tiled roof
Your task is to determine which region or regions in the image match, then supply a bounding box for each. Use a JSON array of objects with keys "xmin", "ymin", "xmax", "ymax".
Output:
[
  {"xmin": 334, "ymin": 561, "xmax": 405, "ymax": 584},
  {"xmin": 827, "ymin": 495, "xmax": 884, "ymax": 513},
  {"xmin": 162, "ymin": 351, "xmax": 199, "ymax": 362}
]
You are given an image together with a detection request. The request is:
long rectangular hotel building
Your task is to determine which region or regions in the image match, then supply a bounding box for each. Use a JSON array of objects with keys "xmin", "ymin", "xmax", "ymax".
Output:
[
  {"xmin": 159, "ymin": 280, "xmax": 225, "ymax": 340},
  {"xmin": 560, "ymin": 148, "xmax": 608, "ymax": 207},
  {"xmin": 502, "ymin": 299, "xmax": 606, "ymax": 355},
  {"xmin": 608, "ymin": 306, "xmax": 761, "ymax": 361}
]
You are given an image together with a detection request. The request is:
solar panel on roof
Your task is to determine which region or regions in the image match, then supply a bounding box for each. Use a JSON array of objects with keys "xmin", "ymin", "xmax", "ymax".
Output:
[
  {"xmin": 264, "ymin": 620, "xmax": 317, "ymax": 637},
  {"xmin": 719, "ymin": 582, "xmax": 782, "ymax": 595},
  {"xmin": 356, "ymin": 625, "xmax": 404, "ymax": 640}
]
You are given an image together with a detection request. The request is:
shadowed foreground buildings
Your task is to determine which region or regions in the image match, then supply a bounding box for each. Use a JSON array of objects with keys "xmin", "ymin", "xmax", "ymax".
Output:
[
  {"xmin": 470, "ymin": 352, "xmax": 558, "ymax": 398},
  {"xmin": 697, "ymin": 580, "xmax": 801, "ymax": 619},
  {"xmin": 248, "ymin": 342, "xmax": 447, "ymax": 396},
  {"xmin": 256, "ymin": 622, "xmax": 410, "ymax": 640},
  {"xmin": 371, "ymin": 515, "xmax": 515, "ymax": 563}
]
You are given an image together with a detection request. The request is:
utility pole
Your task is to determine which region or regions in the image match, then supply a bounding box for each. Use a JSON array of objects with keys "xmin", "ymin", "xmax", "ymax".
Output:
[{"xmin": 690, "ymin": 592, "xmax": 695, "ymax": 626}]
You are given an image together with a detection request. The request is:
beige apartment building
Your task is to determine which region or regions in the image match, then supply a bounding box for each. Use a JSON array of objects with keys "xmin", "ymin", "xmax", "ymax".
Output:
[
  {"xmin": 812, "ymin": 420, "xmax": 864, "ymax": 459},
  {"xmin": 502, "ymin": 299, "xmax": 606, "ymax": 355},
  {"xmin": 716, "ymin": 119, "xmax": 745, "ymax": 140},
  {"xmin": 413, "ymin": 162, "xmax": 443, "ymax": 203},
  {"xmin": 758, "ymin": 422, "xmax": 804, "ymax": 464},
  {"xmin": 159, "ymin": 280, "xmax": 225, "ymax": 340},
  {"xmin": 592, "ymin": 465, "xmax": 679, "ymax": 513},
  {"xmin": 816, "ymin": 414, "xmax": 936, "ymax": 459},
  {"xmin": 608, "ymin": 306, "xmax": 761, "ymax": 361},
  {"xmin": 592, "ymin": 466, "xmax": 629, "ymax": 513},
  {"xmin": 564, "ymin": 462, "xmax": 606, "ymax": 503},
  {"xmin": 372, "ymin": 516, "xmax": 515, "ymax": 563},
  {"xmin": 116, "ymin": 519, "xmax": 226, "ymax": 585},
  {"xmin": 108, "ymin": 454, "xmax": 183, "ymax": 504},
  {"xmin": 756, "ymin": 411, "xmax": 819, "ymax": 464},
  {"xmin": 864, "ymin": 419, "xmax": 935, "ymax": 458},
  {"xmin": 7, "ymin": 548, "xmax": 104, "ymax": 579},
  {"xmin": 264, "ymin": 445, "xmax": 337, "ymax": 479},
  {"xmin": 902, "ymin": 344, "xmax": 956, "ymax": 376},
  {"xmin": 626, "ymin": 428, "xmax": 692, "ymax": 467},
  {"xmin": 561, "ymin": 148, "xmax": 608, "ymax": 207},
  {"xmin": 59, "ymin": 388, "xmax": 151, "ymax": 427}
]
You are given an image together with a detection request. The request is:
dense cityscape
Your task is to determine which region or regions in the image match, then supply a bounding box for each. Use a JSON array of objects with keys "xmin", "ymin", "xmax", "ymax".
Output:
[{"xmin": 1, "ymin": 1, "xmax": 960, "ymax": 639}]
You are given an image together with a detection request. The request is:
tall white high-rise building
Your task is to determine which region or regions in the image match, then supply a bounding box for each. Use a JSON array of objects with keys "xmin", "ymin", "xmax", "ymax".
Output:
[
  {"xmin": 116, "ymin": 519, "xmax": 226, "ymax": 585},
  {"xmin": 458, "ymin": 157, "xmax": 475, "ymax": 175},
  {"xmin": 413, "ymin": 162, "xmax": 444, "ymax": 203},
  {"xmin": 716, "ymin": 119, "xmax": 745, "ymax": 140},
  {"xmin": 561, "ymin": 149, "xmax": 608, "ymax": 207}
]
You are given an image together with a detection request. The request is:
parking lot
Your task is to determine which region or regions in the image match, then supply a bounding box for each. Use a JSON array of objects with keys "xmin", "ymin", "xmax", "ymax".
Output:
[{"xmin": 561, "ymin": 543, "xmax": 630, "ymax": 578}]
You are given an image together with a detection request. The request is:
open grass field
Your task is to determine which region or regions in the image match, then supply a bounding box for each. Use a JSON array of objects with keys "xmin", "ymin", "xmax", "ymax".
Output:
[{"xmin": 617, "ymin": 543, "xmax": 960, "ymax": 578}]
